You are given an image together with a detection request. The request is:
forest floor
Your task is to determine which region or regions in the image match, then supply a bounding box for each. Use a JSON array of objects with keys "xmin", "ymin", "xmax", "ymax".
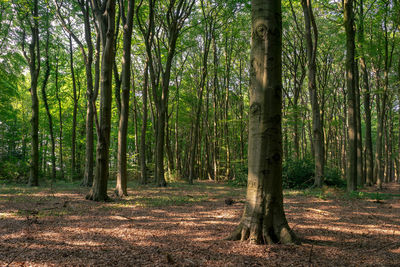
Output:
[{"xmin": 0, "ymin": 180, "xmax": 400, "ymax": 266}]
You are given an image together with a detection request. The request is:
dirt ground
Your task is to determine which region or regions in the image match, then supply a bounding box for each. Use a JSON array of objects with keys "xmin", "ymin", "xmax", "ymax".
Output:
[{"xmin": 0, "ymin": 181, "xmax": 399, "ymax": 266}]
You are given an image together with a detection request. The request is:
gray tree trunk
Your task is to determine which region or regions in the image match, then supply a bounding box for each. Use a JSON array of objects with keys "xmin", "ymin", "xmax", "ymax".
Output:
[{"xmin": 228, "ymin": 0, "xmax": 298, "ymax": 245}]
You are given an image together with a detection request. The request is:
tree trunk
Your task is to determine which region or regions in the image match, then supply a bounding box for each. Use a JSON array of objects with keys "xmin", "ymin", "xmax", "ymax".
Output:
[
  {"xmin": 301, "ymin": 0, "xmax": 324, "ymax": 187},
  {"xmin": 55, "ymin": 54, "xmax": 64, "ymax": 179},
  {"xmin": 41, "ymin": 24, "xmax": 56, "ymax": 181},
  {"xmin": 24, "ymin": 0, "xmax": 41, "ymax": 187},
  {"xmin": 228, "ymin": 0, "xmax": 298, "ymax": 244},
  {"xmin": 86, "ymin": 0, "xmax": 116, "ymax": 201},
  {"xmin": 344, "ymin": 0, "xmax": 357, "ymax": 192},
  {"xmin": 69, "ymin": 33, "xmax": 78, "ymax": 179},
  {"xmin": 115, "ymin": 0, "xmax": 135, "ymax": 197},
  {"xmin": 140, "ymin": 62, "xmax": 149, "ymax": 184},
  {"xmin": 358, "ymin": 0, "xmax": 373, "ymax": 186}
]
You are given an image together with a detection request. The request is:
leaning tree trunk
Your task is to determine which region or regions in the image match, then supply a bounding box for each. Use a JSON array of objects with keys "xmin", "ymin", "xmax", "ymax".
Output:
[
  {"xmin": 86, "ymin": 0, "xmax": 116, "ymax": 201},
  {"xmin": 228, "ymin": 0, "xmax": 298, "ymax": 245}
]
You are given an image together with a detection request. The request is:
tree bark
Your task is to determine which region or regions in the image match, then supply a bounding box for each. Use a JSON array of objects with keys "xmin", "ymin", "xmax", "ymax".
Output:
[
  {"xmin": 301, "ymin": 0, "xmax": 324, "ymax": 187},
  {"xmin": 344, "ymin": 0, "xmax": 357, "ymax": 192},
  {"xmin": 115, "ymin": 0, "xmax": 135, "ymax": 197},
  {"xmin": 228, "ymin": 0, "xmax": 298, "ymax": 244},
  {"xmin": 140, "ymin": 62, "xmax": 149, "ymax": 184},
  {"xmin": 86, "ymin": 0, "xmax": 116, "ymax": 201},
  {"xmin": 41, "ymin": 22, "xmax": 56, "ymax": 181},
  {"xmin": 358, "ymin": 0, "xmax": 373, "ymax": 186},
  {"xmin": 21, "ymin": 0, "xmax": 41, "ymax": 186},
  {"xmin": 55, "ymin": 53, "xmax": 64, "ymax": 179}
]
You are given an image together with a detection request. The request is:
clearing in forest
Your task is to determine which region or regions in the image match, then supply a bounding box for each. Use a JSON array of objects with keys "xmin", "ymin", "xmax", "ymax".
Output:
[{"xmin": 0, "ymin": 181, "xmax": 399, "ymax": 266}]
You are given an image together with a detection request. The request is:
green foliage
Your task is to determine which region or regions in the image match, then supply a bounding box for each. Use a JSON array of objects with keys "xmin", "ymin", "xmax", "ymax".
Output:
[
  {"xmin": 283, "ymin": 157, "xmax": 315, "ymax": 189},
  {"xmin": 228, "ymin": 163, "xmax": 247, "ymax": 187},
  {"xmin": 324, "ymin": 167, "xmax": 346, "ymax": 188},
  {"xmin": 0, "ymin": 155, "xmax": 29, "ymax": 183}
]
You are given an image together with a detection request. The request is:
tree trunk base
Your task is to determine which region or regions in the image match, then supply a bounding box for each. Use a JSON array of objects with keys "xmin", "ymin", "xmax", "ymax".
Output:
[
  {"xmin": 114, "ymin": 188, "xmax": 128, "ymax": 198},
  {"xmin": 227, "ymin": 221, "xmax": 300, "ymax": 245},
  {"xmin": 86, "ymin": 191, "xmax": 110, "ymax": 202}
]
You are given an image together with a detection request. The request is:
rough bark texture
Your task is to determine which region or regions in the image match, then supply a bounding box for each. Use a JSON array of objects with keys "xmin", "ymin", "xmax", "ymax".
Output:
[
  {"xmin": 344, "ymin": 0, "xmax": 357, "ymax": 192},
  {"xmin": 228, "ymin": 0, "xmax": 298, "ymax": 245},
  {"xmin": 86, "ymin": 0, "xmax": 116, "ymax": 201},
  {"xmin": 115, "ymin": 0, "xmax": 135, "ymax": 197}
]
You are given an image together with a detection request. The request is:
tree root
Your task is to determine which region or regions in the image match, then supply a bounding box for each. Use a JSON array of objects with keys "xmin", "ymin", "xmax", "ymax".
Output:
[{"xmin": 227, "ymin": 222, "xmax": 300, "ymax": 245}]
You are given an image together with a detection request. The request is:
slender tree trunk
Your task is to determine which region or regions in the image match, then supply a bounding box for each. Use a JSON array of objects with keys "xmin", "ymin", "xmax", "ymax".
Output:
[
  {"xmin": 355, "ymin": 64, "xmax": 363, "ymax": 186},
  {"xmin": 140, "ymin": 63, "xmax": 149, "ymax": 184},
  {"xmin": 301, "ymin": 0, "xmax": 324, "ymax": 187},
  {"xmin": 23, "ymin": 0, "xmax": 41, "ymax": 187},
  {"xmin": 55, "ymin": 54, "xmax": 64, "ymax": 179},
  {"xmin": 115, "ymin": 0, "xmax": 135, "ymax": 197},
  {"xmin": 229, "ymin": 0, "xmax": 298, "ymax": 245},
  {"xmin": 69, "ymin": 33, "xmax": 78, "ymax": 179},
  {"xmin": 359, "ymin": 0, "xmax": 373, "ymax": 186},
  {"xmin": 41, "ymin": 24, "xmax": 56, "ymax": 181},
  {"xmin": 344, "ymin": 0, "xmax": 357, "ymax": 192}
]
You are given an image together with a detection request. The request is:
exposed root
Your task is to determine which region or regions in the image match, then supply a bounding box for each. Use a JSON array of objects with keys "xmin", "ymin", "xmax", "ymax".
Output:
[{"xmin": 227, "ymin": 222, "xmax": 300, "ymax": 245}]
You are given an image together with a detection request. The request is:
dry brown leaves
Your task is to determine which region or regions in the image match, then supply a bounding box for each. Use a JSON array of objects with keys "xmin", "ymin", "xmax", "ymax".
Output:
[{"xmin": 0, "ymin": 182, "xmax": 399, "ymax": 266}]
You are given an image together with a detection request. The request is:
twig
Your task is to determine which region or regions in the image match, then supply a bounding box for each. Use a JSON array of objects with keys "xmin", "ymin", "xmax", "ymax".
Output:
[{"xmin": 6, "ymin": 243, "xmax": 33, "ymax": 267}]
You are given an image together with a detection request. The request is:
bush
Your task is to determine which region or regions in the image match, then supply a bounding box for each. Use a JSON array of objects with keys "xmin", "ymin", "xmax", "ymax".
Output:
[
  {"xmin": 0, "ymin": 155, "xmax": 29, "ymax": 183},
  {"xmin": 228, "ymin": 164, "xmax": 248, "ymax": 187},
  {"xmin": 324, "ymin": 167, "xmax": 346, "ymax": 188},
  {"xmin": 283, "ymin": 157, "xmax": 314, "ymax": 189}
]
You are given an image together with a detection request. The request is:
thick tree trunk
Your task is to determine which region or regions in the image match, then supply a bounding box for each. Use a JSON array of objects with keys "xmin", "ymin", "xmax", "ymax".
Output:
[
  {"xmin": 344, "ymin": 0, "xmax": 357, "ymax": 192},
  {"xmin": 229, "ymin": 0, "xmax": 298, "ymax": 244},
  {"xmin": 115, "ymin": 0, "xmax": 135, "ymax": 197},
  {"xmin": 86, "ymin": 0, "xmax": 116, "ymax": 201}
]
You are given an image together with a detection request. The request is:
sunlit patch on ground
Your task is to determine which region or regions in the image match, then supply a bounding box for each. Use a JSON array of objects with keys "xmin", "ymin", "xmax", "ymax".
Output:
[{"xmin": 0, "ymin": 181, "xmax": 399, "ymax": 266}]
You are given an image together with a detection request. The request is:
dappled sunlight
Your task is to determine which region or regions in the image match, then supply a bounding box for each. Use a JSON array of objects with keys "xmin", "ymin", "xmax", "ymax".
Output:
[{"xmin": 1, "ymin": 182, "xmax": 399, "ymax": 266}]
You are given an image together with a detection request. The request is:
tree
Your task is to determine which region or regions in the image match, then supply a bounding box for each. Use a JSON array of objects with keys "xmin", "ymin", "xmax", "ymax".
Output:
[
  {"xmin": 301, "ymin": 0, "xmax": 324, "ymax": 187},
  {"xmin": 86, "ymin": 0, "xmax": 116, "ymax": 201},
  {"xmin": 115, "ymin": 0, "xmax": 135, "ymax": 197},
  {"xmin": 18, "ymin": 0, "xmax": 41, "ymax": 186},
  {"xmin": 344, "ymin": 0, "xmax": 357, "ymax": 192},
  {"xmin": 228, "ymin": 0, "xmax": 298, "ymax": 244}
]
